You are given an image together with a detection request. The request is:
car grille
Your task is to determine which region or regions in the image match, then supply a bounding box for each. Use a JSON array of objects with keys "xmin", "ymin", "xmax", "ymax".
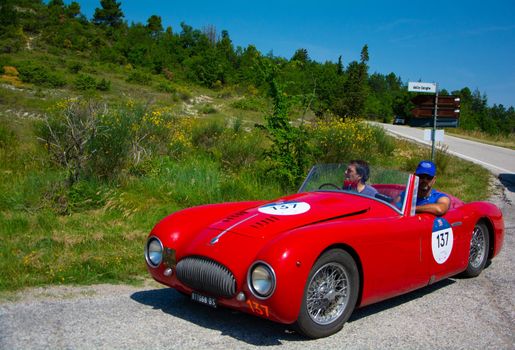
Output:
[{"xmin": 176, "ymin": 256, "xmax": 236, "ymax": 298}]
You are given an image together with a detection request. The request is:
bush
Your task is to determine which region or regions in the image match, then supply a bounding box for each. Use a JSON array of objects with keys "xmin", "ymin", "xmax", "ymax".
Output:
[
  {"xmin": 17, "ymin": 61, "xmax": 66, "ymax": 87},
  {"xmin": 39, "ymin": 100, "xmax": 191, "ymax": 184},
  {"xmin": 96, "ymin": 78, "xmax": 111, "ymax": 91},
  {"xmin": 175, "ymin": 86, "xmax": 192, "ymax": 101},
  {"xmin": 198, "ymin": 104, "xmax": 218, "ymax": 114},
  {"xmin": 191, "ymin": 120, "xmax": 225, "ymax": 150},
  {"xmin": 74, "ymin": 74, "xmax": 97, "ymax": 91},
  {"xmin": 308, "ymin": 117, "xmax": 388, "ymax": 163},
  {"xmin": 212, "ymin": 130, "xmax": 266, "ymax": 171},
  {"xmin": 37, "ymin": 100, "xmax": 100, "ymax": 184},
  {"xmin": 68, "ymin": 62, "xmax": 83, "ymax": 74},
  {"xmin": 126, "ymin": 70, "xmax": 151, "ymax": 85},
  {"xmin": 156, "ymin": 82, "xmax": 176, "ymax": 93}
]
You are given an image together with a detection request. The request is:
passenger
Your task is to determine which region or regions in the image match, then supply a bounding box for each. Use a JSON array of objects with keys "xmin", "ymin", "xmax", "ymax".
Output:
[
  {"xmin": 343, "ymin": 160, "xmax": 378, "ymax": 197},
  {"xmin": 397, "ymin": 160, "xmax": 450, "ymax": 215}
]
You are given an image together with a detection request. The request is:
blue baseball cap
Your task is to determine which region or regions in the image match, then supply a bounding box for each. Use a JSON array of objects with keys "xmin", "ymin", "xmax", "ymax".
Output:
[{"xmin": 415, "ymin": 160, "xmax": 436, "ymax": 177}]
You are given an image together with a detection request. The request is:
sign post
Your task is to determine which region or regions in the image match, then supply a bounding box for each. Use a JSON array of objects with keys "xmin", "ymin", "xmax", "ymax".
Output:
[
  {"xmin": 432, "ymin": 85, "xmax": 439, "ymax": 163},
  {"xmin": 408, "ymin": 82, "xmax": 438, "ymax": 162}
]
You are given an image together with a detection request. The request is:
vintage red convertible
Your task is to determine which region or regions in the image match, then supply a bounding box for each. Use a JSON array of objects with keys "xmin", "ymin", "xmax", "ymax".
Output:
[{"xmin": 145, "ymin": 164, "xmax": 504, "ymax": 338}]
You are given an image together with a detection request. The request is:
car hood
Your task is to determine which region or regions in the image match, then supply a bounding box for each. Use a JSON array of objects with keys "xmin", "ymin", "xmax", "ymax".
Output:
[
  {"xmin": 205, "ymin": 191, "xmax": 370, "ymax": 243},
  {"xmin": 175, "ymin": 191, "xmax": 371, "ymax": 277}
]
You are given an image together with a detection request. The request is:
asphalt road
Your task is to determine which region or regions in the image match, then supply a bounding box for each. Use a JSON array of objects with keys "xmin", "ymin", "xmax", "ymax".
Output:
[
  {"xmin": 1, "ymin": 183, "xmax": 514, "ymax": 350},
  {"xmin": 372, "ymin": 122, "xmax": 515, "ymax": 176}
]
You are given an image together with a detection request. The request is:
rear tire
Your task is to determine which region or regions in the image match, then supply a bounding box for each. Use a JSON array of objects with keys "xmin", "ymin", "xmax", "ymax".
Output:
[
  {"xmin": 295, "ymin": 249, "xmax": 359, "ymax": 338},
  {"xmin": 462, "ymin": 221, "xmax": 490, "ymax": 277}
]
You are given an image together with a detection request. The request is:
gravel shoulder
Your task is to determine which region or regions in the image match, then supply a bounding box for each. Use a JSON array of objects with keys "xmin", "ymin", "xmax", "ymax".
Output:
[{"xmin": 1, "ymin": 180, "xmax": 514, "ymax": 350}]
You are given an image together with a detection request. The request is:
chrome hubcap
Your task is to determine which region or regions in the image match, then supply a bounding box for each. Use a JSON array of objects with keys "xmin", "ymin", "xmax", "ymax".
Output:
[
  {"xmin": 306, "ymin": 262, "xmax": 349, "ymax": 325},
  {"xmin": 470, "ymin": 225, "xmax": 486, "ymax": 269}
]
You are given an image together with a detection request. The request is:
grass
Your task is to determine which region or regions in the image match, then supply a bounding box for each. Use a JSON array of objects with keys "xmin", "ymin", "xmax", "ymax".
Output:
[
  {"xmin": 0, "ymin": 125, "xmax": 493, "ymax": 293},
  {"xmin": 0, "ymin": 118, "xmax": 284, "ymax": 291},
  {"xmin": 381, "ymin": 139, "xmax": 491, "ymax": 202}
]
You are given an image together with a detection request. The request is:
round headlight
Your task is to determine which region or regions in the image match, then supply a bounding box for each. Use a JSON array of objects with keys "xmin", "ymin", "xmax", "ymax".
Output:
[
  {"xmin": 248, "ymin": 262, "xmax": 276, "ymax": 299},
  {"xmin": 146, "ymin": 237, "xmax": 163, "ymax": 267}
]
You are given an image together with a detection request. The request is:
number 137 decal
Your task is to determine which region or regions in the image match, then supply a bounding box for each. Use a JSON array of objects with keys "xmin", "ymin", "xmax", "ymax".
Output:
[{"xmin": 431, "ymin": 218, "xmax": 454, "ymax": 264}]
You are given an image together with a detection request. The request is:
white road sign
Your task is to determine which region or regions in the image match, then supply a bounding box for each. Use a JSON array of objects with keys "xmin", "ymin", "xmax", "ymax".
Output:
[
  {"xmin": 424, "ymin": 129, "xmax": 444, "ymax": 142},
  {"xmin": 408, "ymin": 82, "xmax": 437, "ymax": 93}
]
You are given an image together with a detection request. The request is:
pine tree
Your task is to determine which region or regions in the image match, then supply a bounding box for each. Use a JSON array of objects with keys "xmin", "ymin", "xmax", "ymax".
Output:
[{"xmin": 93, "ymin": 0, "xmax": 124, "ymax": 27}]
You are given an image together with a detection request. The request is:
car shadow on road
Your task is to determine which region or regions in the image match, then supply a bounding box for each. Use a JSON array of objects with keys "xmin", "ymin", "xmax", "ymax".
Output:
[
  {"xmin": 130, "ymin": 278, "xmax": 455, "ymax": 345},
  {"xmin": 499, "ymin": 173, "xmax": 515, "ymax": 192},
  {"xmin": 130, "ymin": 288, "xmax": 304, "ymax": 345},
  {"xmin": 349, "ymin": 278, "xmax": 455, "ymax": 321}
]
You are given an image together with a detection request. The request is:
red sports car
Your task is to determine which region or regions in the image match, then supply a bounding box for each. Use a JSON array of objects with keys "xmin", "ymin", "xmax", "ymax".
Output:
[{"xmin": 145, "ymin": 164, "xmax": 504, "ymax": 338}]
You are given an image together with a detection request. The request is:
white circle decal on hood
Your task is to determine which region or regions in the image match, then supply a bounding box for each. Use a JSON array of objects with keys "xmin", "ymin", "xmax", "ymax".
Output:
[{"xmin": 258, "ymin": 201, "xmax": 311, "ymax": 215}]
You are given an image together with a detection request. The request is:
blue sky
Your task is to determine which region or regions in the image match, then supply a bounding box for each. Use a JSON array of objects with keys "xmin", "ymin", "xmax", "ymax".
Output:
[{"xmin": 75, "ymin": 0, "xmax": 515, "ymax": 108}]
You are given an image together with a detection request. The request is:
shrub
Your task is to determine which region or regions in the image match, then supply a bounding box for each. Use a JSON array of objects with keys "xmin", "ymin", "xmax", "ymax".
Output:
[
  {"xmin": 96, "ymin": 78, "xmax": 111, "ymax": 91},
  {"xmin": 212, "ymin": 129, "xmax": 266, "ymax": 171},
  {"xmin": 37, "ymin": 100, "xmax": 100, "ymax": 184},
  {"xmin": 0, "ymin": 65, "xmax": 23, "ymax": 87},
  {"xmin": 308, "ymin": 117, "xmax": 381, "ymax": 163},
  {"xmin": 162, "ymin": 68, "xmax": 174, "ymax": 81},
  {"xmin": 259, "ymin": 79, "xmax": 309, "ymax": 189},
  {"xmin": 3, "ymin": 66, "xmax": 18, "ymax": 76},
  {"xmin": 167, "ymin": 117, "xmax": 194, "ymax": 160},
  {"xmin": 198, "ymin": 104, "xmax": 218, "ymax": 114},
  {"xmin": 126, "ymin": 70, "xmax": 151, "ymax": 85},
  {"xmin": 17, "ymin": 61, "xmax": 66, "ymax": 87},
  {"xmin": 74, "ymin": 74, "xmax": 97, "ymax": 91},
  {"xmin": 175, "ymin": 86, "xmax": 192, "ymax": 101},
  {"xmin": 68, "ymin": 62, "xmax": 82, "ymax": 74},
  {"xmin": 191, "ymin": 119, "xmax": 225, "ymax": 150},
  {"xmin": 156, "ymin": 82, "xmax": 176, "ymax": 93}
]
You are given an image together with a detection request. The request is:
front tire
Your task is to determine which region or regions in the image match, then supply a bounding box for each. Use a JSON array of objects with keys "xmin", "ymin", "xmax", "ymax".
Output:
[
  {"xmin": 462, "ymin": 221, "xmax": 490, "ymax": 277},
  {"xmin": 295, "ymin": 249, "xmax": 359, "ymax": 338}
]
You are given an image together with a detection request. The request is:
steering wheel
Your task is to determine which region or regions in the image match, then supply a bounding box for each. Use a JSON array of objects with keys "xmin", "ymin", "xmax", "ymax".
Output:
[{"xmin": 318, "ymin": 183, "xmax": 341, "ymax": 190}]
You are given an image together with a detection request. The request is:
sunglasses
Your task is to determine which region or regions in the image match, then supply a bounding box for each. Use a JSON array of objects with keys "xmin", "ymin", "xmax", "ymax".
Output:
[{"xmin": 417, "ymin": 174, "xmax": 434, "ymax": 181}]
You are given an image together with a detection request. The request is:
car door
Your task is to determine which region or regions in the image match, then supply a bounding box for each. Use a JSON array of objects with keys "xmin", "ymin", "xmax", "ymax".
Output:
[
  {"xmin": 422, "ymin": 209, "xmax": 470, "ymax": 282},
  {"xmin": 359, "ymin": 175, "xmax": 431, "ymax": 305}
]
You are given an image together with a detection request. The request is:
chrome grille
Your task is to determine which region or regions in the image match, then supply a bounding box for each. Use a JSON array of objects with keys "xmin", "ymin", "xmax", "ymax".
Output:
[{"xmin": 176, "ymin": 256, "xmax": 236, "ymax": 298}]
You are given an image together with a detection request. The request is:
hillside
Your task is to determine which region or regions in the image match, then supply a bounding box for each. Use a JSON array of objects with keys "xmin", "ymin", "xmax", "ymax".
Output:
[{"xmin": 1, "ymin": 0, "xmax": 514, "ymax": 135}]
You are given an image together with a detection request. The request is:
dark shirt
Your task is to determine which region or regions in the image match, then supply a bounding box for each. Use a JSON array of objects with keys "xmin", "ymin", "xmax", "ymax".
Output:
[{"xmin": 345, "ymin": 184, "xmax": 378, "ymax": 197}]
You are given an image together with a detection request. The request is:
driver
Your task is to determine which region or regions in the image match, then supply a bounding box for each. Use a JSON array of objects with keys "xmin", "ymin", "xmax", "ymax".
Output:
[
  {"xmin": 343, "ymin": 160, "xmax": 378, "ymax": 197},
  {"xmin": 395, "ymin": 160, "xmax": 450, "ymax": 215}
]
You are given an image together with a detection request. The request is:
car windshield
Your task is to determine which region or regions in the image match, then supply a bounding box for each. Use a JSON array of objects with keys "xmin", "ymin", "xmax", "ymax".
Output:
[{"xmin": 298, "ymin": 163, "xmax": 411, "ymax": 211}]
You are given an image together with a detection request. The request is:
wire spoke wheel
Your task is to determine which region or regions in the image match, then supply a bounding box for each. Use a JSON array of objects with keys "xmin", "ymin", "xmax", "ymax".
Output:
[
  {"xmin": 462, "ymin": 221, "xmax": 490, "ymax": 278},
  {"xmin": 296, "ymin": 249, "xmax": 359, "ymax": 338},
  {"xmin": 306, "ymin": 263, "xmax": 349, "ymax": 325},
  {"xmin": 469, "ymin": 225, "xmax": 486, "ymax": 269}
]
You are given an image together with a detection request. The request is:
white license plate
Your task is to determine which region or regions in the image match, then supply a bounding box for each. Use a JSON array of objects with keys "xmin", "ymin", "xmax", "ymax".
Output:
[{"xmin": 191, "ymin": 292, "xmax": 217, "ymax": 308}]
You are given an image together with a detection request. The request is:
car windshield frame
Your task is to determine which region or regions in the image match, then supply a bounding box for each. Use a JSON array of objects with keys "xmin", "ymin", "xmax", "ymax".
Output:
[{"xmin": 298, "ymin": 163, "xmax": 412, "ymax": 214}]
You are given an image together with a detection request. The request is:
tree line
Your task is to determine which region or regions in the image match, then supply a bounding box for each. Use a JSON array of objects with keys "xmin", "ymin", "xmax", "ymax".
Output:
[{"xmin": 1, "ymin": 0, "xmax": 513, "ymax": 135}]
